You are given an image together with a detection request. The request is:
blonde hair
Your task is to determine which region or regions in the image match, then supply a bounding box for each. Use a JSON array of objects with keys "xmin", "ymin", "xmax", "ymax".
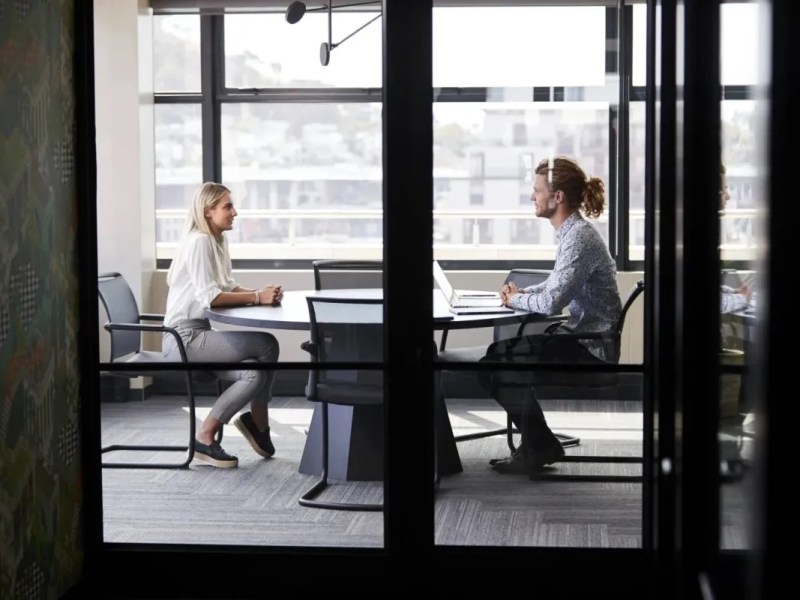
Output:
[
  {"xmin": 167, "ymin": 182, "xmax": 232, "ymax": 286},
  {"xmin": 535, "ymin": 156, "xmax": 606, "ymax": 219}
]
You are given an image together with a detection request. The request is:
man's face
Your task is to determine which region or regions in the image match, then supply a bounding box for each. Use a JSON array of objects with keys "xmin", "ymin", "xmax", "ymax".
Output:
[
  {"xmin": 531, "ymin": 174, "xmax": 557, "ymax": 219},
  {"xmin": 719, "ymin": 174, "xmax": 731, "ymax": 209}
]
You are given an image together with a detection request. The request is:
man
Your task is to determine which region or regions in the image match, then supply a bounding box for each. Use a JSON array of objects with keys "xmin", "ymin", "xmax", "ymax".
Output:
[
  {"xmin": 719, "ymin": 164, "xmax": 751, "ymax": 313},
  {"xmin": 484, "ymin": 156, "xmax": 622, "ymax": 475}
]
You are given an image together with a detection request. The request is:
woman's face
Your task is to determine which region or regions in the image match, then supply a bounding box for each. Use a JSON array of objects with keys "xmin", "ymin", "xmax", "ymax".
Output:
[{"xmin": 205, "ymin": 192, "xmax": 237, "ymax": 236}]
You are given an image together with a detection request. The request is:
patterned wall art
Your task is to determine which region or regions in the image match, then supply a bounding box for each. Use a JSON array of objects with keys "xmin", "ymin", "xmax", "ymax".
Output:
[{"xmin": 0, "ymin": 0, "xmax": 84, "ymax": 598}]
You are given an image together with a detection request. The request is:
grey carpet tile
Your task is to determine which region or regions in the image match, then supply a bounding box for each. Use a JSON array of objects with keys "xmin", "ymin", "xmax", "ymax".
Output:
[{"xmin": 99, "ymin": 394, "xmax": 751, "ymax": 550}]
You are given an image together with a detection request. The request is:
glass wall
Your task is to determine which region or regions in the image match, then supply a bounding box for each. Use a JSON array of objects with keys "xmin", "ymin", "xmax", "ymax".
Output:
[{"xmin": 717, "ymin": 0, "xmax": 768, "ymax": 557}]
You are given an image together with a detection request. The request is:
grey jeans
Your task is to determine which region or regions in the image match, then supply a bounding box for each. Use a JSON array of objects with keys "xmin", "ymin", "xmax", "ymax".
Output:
[{"xmin": 163, "ymin": 319, "xmax": 280, "ymax": 423}]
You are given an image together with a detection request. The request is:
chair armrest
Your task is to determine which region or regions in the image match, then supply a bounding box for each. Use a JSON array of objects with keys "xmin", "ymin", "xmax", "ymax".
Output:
[
  {"xmin": 519, "ymin": 314, "xmax": 567, "ymax": 336},
  {"xmin": 104, "ymin": 322, "xmax": 172, "ymax": 334},
  {"xmin": 139, "ymin": 313, "xmax": 165, "ymax": 322},
  {"xmin": 104, "ymin": 322, "xmax": 189, "ymax": 362},
  {"xmin": 485, "ymin": 330, "xmax": 616, "ymax": 360},
  {"xmin": 300, "ymin": 340, "xmax": 318, "ymax": 356}
]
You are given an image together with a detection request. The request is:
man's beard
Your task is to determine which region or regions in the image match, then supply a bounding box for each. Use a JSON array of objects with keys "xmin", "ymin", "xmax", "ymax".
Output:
[{"xmin": 536, "ymin": 200, "xmax": 556, "ymax": 219}]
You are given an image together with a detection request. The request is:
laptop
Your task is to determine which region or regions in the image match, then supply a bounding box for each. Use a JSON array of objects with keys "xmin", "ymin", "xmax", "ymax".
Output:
[{"xmin": 432, "ymin": 260, "xmax": 514, "ymax": 314}]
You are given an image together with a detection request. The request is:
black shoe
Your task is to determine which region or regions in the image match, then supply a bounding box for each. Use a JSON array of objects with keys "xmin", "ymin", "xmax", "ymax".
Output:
[
  {"xmin": 193, "ymin": 440, "xmax": 238, "ymax": 468},
  {"xmin": 528, "ymin": 439, "xmax": 565, "ymax": 472},
  {"xmin": 493, "ymin": 451, "xmax": 529, "ymax": 475},
  {"xmin": 490, "ymin": 447, "xmax": 523, "ymax": 467},
  {"xmin": 234, "ymin": 412, "xmax": 275, "ymax": 458},
  {"xmin": 493, "ymin": 441, "xmax": 566, "ymax": 475}
]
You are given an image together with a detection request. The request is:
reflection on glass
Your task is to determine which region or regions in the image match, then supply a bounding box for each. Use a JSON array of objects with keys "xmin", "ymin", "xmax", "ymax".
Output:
[
  {"xmin": 717, "ymin": 1, "xmax": 768, "ymax": 555},
  {"xmin": 628, "ymin": 102, "xmax": 647, "ymax": 261},
  {"xmin": 718, "ymin": 170, "xmax": 760, "ymax": 552}
]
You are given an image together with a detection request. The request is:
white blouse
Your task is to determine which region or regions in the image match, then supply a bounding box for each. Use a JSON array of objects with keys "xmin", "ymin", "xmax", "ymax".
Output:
[{"xmin": 164, "ymin": 232, "xmax": 237, "ymax": 327}]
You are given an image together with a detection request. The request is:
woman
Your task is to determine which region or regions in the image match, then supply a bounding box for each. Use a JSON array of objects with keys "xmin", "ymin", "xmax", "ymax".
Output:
[{"xmin": 163, "ymin": 182, "xmax": 282, "ymax": 468}]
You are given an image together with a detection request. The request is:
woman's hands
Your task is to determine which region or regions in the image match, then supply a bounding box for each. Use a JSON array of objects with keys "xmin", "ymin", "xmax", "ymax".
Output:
[{"xmin": 256, "ymin": 284, "xmax": 284, "ymax": 306}]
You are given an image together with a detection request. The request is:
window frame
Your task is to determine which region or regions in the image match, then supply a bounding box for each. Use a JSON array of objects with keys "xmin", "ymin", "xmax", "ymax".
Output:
[{"xmin": 151, "ymin": 2, "xmax": 761, "ymax": 274}]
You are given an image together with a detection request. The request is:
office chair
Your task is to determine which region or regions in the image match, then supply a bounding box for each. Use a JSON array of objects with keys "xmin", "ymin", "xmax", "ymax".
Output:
[
  {"xmin": 97, "ymin": 272, "xmax": 221, "ymax": 469},
  {"xmin": 301, "ymin": 260, "xmax": 384, "ymax": 356},
  {"xmin": 478, "ymin": 280, "xmax": 646, "ymax": 482},
  {"xmin": 299, "ymin": 296, "xmax": 384, "ymax": 511},
  {"xmin": 437, "ymin": 269, "xmax": 573, "ymax": 452},
  {"xmin": 311, "ymin": 259, "xmax": 383, "ymax": 291}
]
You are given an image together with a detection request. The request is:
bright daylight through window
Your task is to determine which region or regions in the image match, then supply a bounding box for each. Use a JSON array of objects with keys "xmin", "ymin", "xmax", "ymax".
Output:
[{"xmin": 153, "ymin": 3, "xmax": 761, "ymax": 265}]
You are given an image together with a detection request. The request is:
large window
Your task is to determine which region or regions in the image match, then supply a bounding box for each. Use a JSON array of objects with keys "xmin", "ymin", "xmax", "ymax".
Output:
[
  {"xmin": 152, "ymin": 3, "xmax": 763, "ymax": 267},
  {"xmin": 153, "ymin": 5, "xmax": 615, "ymax": 264}
]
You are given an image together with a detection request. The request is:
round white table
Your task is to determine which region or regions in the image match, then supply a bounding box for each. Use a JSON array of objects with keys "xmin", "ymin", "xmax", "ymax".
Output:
[
  {"xmin": 206, "ymin": 289, "xmax": 557, "ymax": 480},
  {"xmin": 206, "ymin": 288, "xmax": 534, "ymax": 331}
]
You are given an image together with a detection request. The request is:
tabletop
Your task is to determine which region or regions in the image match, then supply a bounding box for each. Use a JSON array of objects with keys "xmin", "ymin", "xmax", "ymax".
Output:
[{"xmin": 206, "ymin": 288, "xmax": 557, "ymax": 331}]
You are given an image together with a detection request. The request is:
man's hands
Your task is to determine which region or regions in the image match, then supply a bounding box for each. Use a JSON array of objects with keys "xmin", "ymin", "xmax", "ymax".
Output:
[
  {"xmin": 256, "ymin": 284, "xmax": 283, "ymax": 306},
  {"xmin": 735, "ymin": 284, "xmax": 752, "ymax": 305},
  {"xmin": 500, "ymin": 281, "xmax": 520, "ymax": 307}
]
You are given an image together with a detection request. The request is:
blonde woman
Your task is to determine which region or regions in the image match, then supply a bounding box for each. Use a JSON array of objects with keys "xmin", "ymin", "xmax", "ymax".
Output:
[{"xmin": 163, "ymin": 182, "xmax": 282, "ymax": 468}]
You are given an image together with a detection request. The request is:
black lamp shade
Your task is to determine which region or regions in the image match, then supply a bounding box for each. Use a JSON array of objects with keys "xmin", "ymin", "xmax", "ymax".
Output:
[{"xmin": 286, "ymin": 1, "xmax": 307, "ymax": 24}]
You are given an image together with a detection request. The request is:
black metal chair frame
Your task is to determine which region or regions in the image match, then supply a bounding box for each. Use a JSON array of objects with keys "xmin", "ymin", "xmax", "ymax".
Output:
[
  {"xmin": 483, "ymin": 280, "xmax": 646, "ymax": 482},
  {"xmin": 98, "ymin": 272, "xmax": 221, "ymax": 469},
  {"xmin": 299, "ymin": 296, "xmax": 384, "ymax": 511}
]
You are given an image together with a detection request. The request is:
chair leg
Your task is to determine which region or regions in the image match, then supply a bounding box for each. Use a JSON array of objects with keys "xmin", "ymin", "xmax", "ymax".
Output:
[
  {"xmin": 101, "ymin": 372, "xmax": 198, "ymax": 469},
  {"xmin": 299, "ymin": 402, "xmax": 382, "ymax": 511}
]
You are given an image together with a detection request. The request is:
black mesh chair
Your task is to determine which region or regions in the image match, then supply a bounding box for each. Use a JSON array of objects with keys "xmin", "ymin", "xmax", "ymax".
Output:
[
  {"xmin": 438, "ymin": 269, "xmax": 572, "ymax": 452},
  {"xmin": 301, "ymin": 260, "xmax": 384, "ymax": 356},
  {"xmin": 312, "ymin": 259, "xmax": 383, "ymax": 291},
  {"xmin": 479, "ymin": 280, "xmax": 646, "ymax": 482},
  {"xmin": 97, "ymin": 272, "xmax": 221, "ymax": 469},
  {"xmin": 299, "ymin": 296, "xmax": 384, "ymax": 511}
]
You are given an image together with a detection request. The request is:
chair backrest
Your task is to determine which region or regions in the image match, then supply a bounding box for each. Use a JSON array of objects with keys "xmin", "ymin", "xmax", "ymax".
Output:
[
  {"xmin": 482, "ymin": 278, "xmax": 645, "ymax": 392},
  {"xmin": 494, "ymin": 268, "xmax": 552, "ymax": 342},
  {"xmin": 610, "ymin": 279, "xmax": 645, "ymax": 364},
  {"xmin": 306, "ymin": 296, "xmax": 383, "ymax": 406},
  {"xmin": 721, "ymin": 268, "xmax": 742, "ymax": 289},
  {"xmin": 98, "ymin": 272, "xmax": 142, "ymax": 360},
  {"xmin": 312, "ymin": 260, "xmax": 383, "ymax": 291}
]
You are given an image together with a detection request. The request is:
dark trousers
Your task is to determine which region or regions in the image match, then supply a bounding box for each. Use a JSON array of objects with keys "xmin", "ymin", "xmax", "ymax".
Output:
[{"xmin": 479, "ymin": 335, "xmax": 602, "ymax": 451}]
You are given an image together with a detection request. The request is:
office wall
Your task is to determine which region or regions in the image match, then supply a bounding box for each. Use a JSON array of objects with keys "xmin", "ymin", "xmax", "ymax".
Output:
[
  {"xmin": 0, "ymin": 1, "xmax": 84, "ymax": 598},
  {"xmin": 94, "ymin": 0, "xmax": 156, "ymax": 364}
]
